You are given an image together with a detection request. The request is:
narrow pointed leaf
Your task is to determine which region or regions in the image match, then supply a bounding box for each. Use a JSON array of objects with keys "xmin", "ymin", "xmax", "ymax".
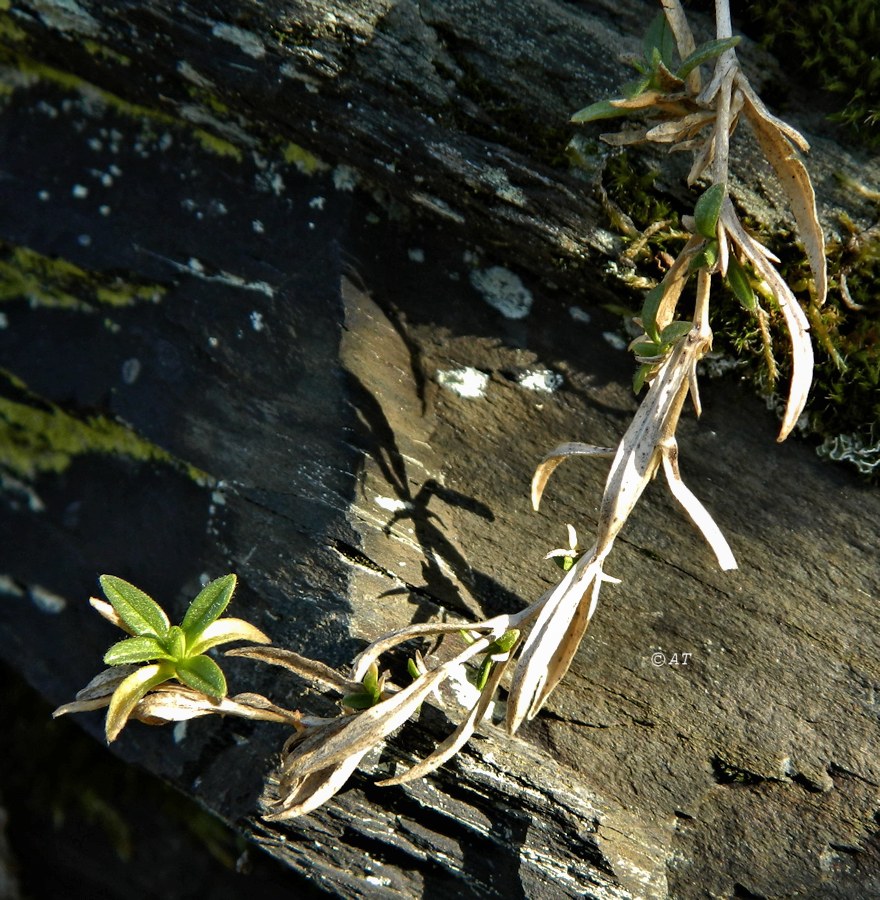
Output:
[
  {"xmin": 100, "ymin": 575, "xmax": 170, "ymax": 638},
  {"xmin": 694, "ymin": 184, "xmax": 726, "ymax": 239},
  {"xmin": 676, "ymin": 36, "xmax": 740, "ymax": 81},
  {"xmin": 571, "ymin": 99, "xmax": 634, "ymax": 125},
  {"xmin": 105, "ymin": 663, "xmax": 173, "ymax": 742},
  {"xmin": 531, "ymin": 442, "xmax": 616, "ymax": 511},
  {"xmin": 104, "ymin": 635, "xmax": 176, "ymax": 666},
  {"xmin": 176, "ymin": 654, "xmax": 227, "ymax": 699},
  {"xmin": 187, "ymin": 617, "xmax": 271, "ymax": 656},
  {"xmin": 726, "ymin": 255, "xmax": 757, "ymax": 310},
  {"xmin": 181, "ymin": 574, "xmax": 237, "ymax": 636},
  {"xmin": 661, "ymin": 439, "xmax": 737, "ymax": 571},
  {"xmin": 737, "ymin": 74, "xmax": 826, "ymax": 305},
  {"xmin": 643, "ymin": 11, "xmax": 676, "ymax": 69},
  {"xmin": 164, "ymin": 625, "xmax": 186, "ymax": 659}
]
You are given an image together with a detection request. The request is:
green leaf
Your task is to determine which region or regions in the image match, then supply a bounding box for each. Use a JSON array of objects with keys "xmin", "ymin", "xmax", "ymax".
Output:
[
  {"xmin": 726, "ymin": 255, "xmax": 757, "ymax": 311},
  {"xmin": 163, "ymin": 625, "xmax": 186, "ymax": 660},
  {"xmin": 361, "ymin": 662, "xmax": 381, "ymax": 701},
  {"xmin": 105, "ymin": 662, "xmax": 174, "ymax": 742},
  {"xmin": 633, "ymin": 363, "xmax": 652, "ymax": 394},
  {"xmin": 342, "ymin": 691, "xmax": 379, "ymax": 710},
  {"xmin": 642, "ymin": 12, "xmax": 676, "ymax": 70},
  {"xmin": 640, "ymin": 282, "xmax": 667, "ymax": 343},
  {"xmin": 407, "ymin": 658, "xmax": 422, "ymax": 681},
  {"xmin": 631, "ymin": 341, "xmax": 667, "ymax": 359},
  {"xmin": 489, "ymin": 629, "xmax": 520, "ymax": 655},
  {"xmin": 688, "ymin": 239, "xmax": 719, "ymax": 272},
  {"xmin": 175, "ymin": 654, "xmax": 227, "ymax": 699},
  {"xmin": 181, "ymin": 574, "xmax": 237, "ymax": 638},
  {"xmin": 621, "ymin": 75, "xmax": 652, "ymax": 99},
  {"xmin": 676, "ymin": 36, "xmax": 741, "ymax": 81},
  {"xmin": 475, "ymin": 657, "xmax": 493, "ymax": 691},
  {"xmin": 659, "ymin": 321, "xmax": 694, "ymax": 342},
  {"xmin": 694, "ymin": 184, "xmax": 726, "ymax": 239},
  {"xmin": 100, "ymin": 575, "xmax": 170, "ymax": 638},
  {"xmin": 570, "ymin": 99, "xmax": 632, "ymax": 124},
  {"xmin": 104, "ymin": 635, "xmax": 176, "ymax": 666}
]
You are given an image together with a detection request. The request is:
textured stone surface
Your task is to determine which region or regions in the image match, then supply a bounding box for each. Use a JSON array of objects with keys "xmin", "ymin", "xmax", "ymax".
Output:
[{"xmin": 1, "ymin": 2, "xmax": 879, "ymax": 897}]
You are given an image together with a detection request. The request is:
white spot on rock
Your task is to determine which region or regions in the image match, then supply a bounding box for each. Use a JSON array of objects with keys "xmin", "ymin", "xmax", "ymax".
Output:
[
  {"xmin": 374, "ymin": 496, "xmax": 413, "ymax": 512},
  {"xmin": 252, "ymin": 219, "xmax": 265, "ymax": 234},
  {"xmin": 470, "ymin": 266, "xmax": 532, "ymax": 319},
  {"xmin": 309, "ymin": 196, "xmax": 326, "ymax": 210},
  {"xmin": 30, "ymin": 584, "xmax": 67, "ymax": 614},
  {"xmin": 38, "ymin": 190, "xmax": 51, "ymax": 201},
  {"xmin": 211, "ymin": 22, "xmax": 266, "ymax": 59},
  {"xmin": 173, "ymin": 721, "xmax": 188, "ymax": 744},
  {"xmin": 408, "ymin": 248, "xmax": 425, "ymax": 263},
  {"xmin": 518, "ymin": 369, "xmax": 563, "ymax": 393},
  {"xmin": 437, "ymin": 367, "xmax": 489, "ymax": 399},
  {"xmin": 332, "ymin": 165, "xmax": 359, "ymax": 191},
  {"xmin": 602, "ymin": 331, "xmax": 627, "ymax": 351},
  {"xmin": 72, "ymin": 184, "xmax": 88, "ymax": 199},
  {"xmin": 31, "ymin": 0, "xmax": 100, "ymax": 36},
  {"xmin": 250, "ymin": 311, "xmax": 264, "ymax": 332},
  {"xmin": 0, "ymin": 313, "xmax": 7, "ymax": 329},
  {"xmin": 569, "ymin": 305, "xmax": 591, "ymax": 324},
  {"xmin": 121, "ymin": 358, "xmax": 141, "ymax": 385}
]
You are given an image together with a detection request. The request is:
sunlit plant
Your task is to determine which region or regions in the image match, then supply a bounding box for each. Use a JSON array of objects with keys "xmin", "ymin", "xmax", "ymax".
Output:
[{"xmin": 57, "ymin": 0, "xmax": 827, "ymax": 821}]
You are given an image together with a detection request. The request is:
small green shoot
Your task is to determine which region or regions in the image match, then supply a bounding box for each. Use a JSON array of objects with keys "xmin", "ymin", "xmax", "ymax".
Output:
[
  {"xmin": 97, "ymin": 574, "xmax": 270, "ymax": 742},
  {"xmin": 342, "ymin": 662, "xmax": 386, "ymax": 710}
]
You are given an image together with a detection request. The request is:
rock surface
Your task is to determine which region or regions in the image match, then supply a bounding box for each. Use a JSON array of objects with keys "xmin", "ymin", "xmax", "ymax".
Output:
[{"xmin": 1, "ymin": 1, "xmax": 879, "ymax": 897}]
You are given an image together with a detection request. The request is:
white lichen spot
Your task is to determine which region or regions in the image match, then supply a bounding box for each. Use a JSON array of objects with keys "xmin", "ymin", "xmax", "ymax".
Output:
[
  {"xmin": 602, "ymin": 331, "xmax": 627, "ymax": 351},
  {"xmin": 176, "ymin": 61, "xmax": 214, "ymax": 89},
  {"xmin": 72, "ymin": 184, "xmax": 88, "ymax": 199},
  {"xmin": 173, "ymin": 721, "xmax": 188, "ymax": 744},
  {"xmin": 407, "ymin": 248, "xmax": 425, "ymax": 263},
  {"xmin": 309, "ymin": 196, "xmax": 326, "ymax": 210},
  {"xmin": 374, "ymin": 496, "xmax": 414, "ymax": 513},
  {"xmin": 208, "ymin": 336, "xmax": 219, "ymax": 348},
  {"xmin": 568, "ymin": 305, "xmax": 591, "ymax": 324},
  {"xmin": 252, "ymin": 219, "xmax": 265, "ymax": 234},
  {"xmin": 518, "ymin": 369, "xmax": 563, "ymax": 393},
  {"xmin": 77, "ymin": 234, "xmax": 91, "ymax": 247},
  {"xmin": 188, "ymin": 257, "xmax": 205, "ymax": 273},
  {"xmin": 255, "ymin": 170, "xmax": 285, "ymax": 196},
  {"xmin": 121, "ymin": 358, "xmax": 141, "ymax": 385},
  {"xmin": 30, "ymin": 584, "xmax": 67, "ymax": 614},
  {"xmin": 211, "ymin": 22, "xmax": 266, "ymax": 59},
  {"xmin": 250, "ymin": 311, "xmax": 264, "ymax": 332},
  {"xmin": 99, "ymin": 205, "xmax": 111, "ymax": 217},
  {"xmin": 332, "ymin": 165, "xmax": 359, "ymax": 192},
  {"xmin": 211, "ymin": 489, "xmax": 226, "ymax": 506},
  {"xmin": 31, "ymin": 0, "xmax": 100, "ymax": 36},
  {"xmin": 38, "ymin": 190, "xmax": 51, "ymax": 201},
  {"xmin": 470, "ymin": 266, "xmax": 533, "ymax": 319},
  {"xmin": 0, "ymin": 575, "xmax": 24, "ymax": 598},
  {"xmin": 0, "ymin": 313, "xmax": 7, "ymax": 329},
  {"xmin": 437, "ymin": 367, "xmax": 489, "ymax": 399},
  {"xmin": 483, "ymin": 166, "xmax": 527, "ymax": 207}
]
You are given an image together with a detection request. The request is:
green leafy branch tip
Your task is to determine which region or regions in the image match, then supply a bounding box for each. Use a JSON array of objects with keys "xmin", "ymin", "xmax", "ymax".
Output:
[{"xmin": 54, "ymin": 574, "xmax": 271, "ymax": 743}]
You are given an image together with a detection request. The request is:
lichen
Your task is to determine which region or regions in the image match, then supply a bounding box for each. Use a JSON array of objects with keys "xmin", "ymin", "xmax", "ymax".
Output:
[
  {"xmin": 0, "ymin": 242, "xmax": 166, "ymax": 310},
  {"xmin": 281, "ymin": 141, "xmax": 328, "ymax": 175},
  {"xmin": 0, "ymin": 373, "xmax": 210, "ymax": 483}
]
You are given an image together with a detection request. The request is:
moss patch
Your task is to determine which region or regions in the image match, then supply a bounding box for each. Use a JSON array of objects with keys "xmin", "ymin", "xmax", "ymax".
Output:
[
  {"xmin": 0, "ymin": 242, "xmax": 166, "ymax": 311},
  {"xmin": 0, "ymin": 373, "xmax": 210, "ymax": 483}
]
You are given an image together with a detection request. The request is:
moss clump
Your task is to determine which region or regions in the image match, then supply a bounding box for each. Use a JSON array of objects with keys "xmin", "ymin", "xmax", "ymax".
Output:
[
  {"xmin": 0, "ymin": 242, "xmax": 166, "ymax": 310},
  {"xmin": 744, "ymin": 0, "xmax": 880, "ymax": 146},
  {"xmin": 0, "ymin": 373, "xmax": 209, "ymax": 483}
]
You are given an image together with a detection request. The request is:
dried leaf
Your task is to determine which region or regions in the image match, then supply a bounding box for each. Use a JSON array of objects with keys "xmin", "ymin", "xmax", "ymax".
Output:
[
  {"xmin": 660, "ymin": 439, "xmax": 737, "ymax": 570},
  {"xmin": 227, "ymin": 645, "xmax": 362, "ymax": 695},
  {"xmin": 737, "ymin": 74, "xmax": 827, "ymax": 305},
  {"xmin": 723, "ymin": 204, "xmax": 814, "ymax": 441},
  {"xmin": 531, "ymin": 443, "xmax": 616, "ymax": 511}
]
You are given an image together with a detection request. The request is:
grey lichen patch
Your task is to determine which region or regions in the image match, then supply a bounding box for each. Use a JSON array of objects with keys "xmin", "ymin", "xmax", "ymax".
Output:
[
  {"xmin": 817, "ymin": 433, "xmax": 880, "ymax": 476},
  {"xmin": 211, "ymin": 22, "xmax": 266, "ymax": 59},
  {"xmin": 29, "ymin": 0, "xmax": 100, "ymax": 37},
  {"xmin": 483, "ymin": 166, "xmax": 526, "ymax": 207},
  {"xmin": 469, "ymin": 265, "xmax": 533, "ymax": 319},
  {"xmin": 437, "ymin": 367, "xmax": 489, "ymax": 398},
  {"xmin": 0, "ymin": 242, "xmax": 166, "ymax": 310}
]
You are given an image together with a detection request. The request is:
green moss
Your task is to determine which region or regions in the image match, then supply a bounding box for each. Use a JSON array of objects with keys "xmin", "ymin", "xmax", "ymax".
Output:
[
  {"xmin": 281, "ymin": 140, "xmax": 328, "ymax": 175},
  {"xmin": 81, "ymin": 40, "xmax": 131, "ymax": 67},
  {"xmin": 0, "ymin": 11, "xmax": 26, "ymax": 42},
  {"xmin": 0, "ymin": 242, "xmax": 166, "ymax": 310},
  {"xmin": 0, "ymin": 373, "xmax": 210, "ymax": 483},
  {"xmin": 744, "ymin": 0, "xmax": 880, "ymax": 146}
]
